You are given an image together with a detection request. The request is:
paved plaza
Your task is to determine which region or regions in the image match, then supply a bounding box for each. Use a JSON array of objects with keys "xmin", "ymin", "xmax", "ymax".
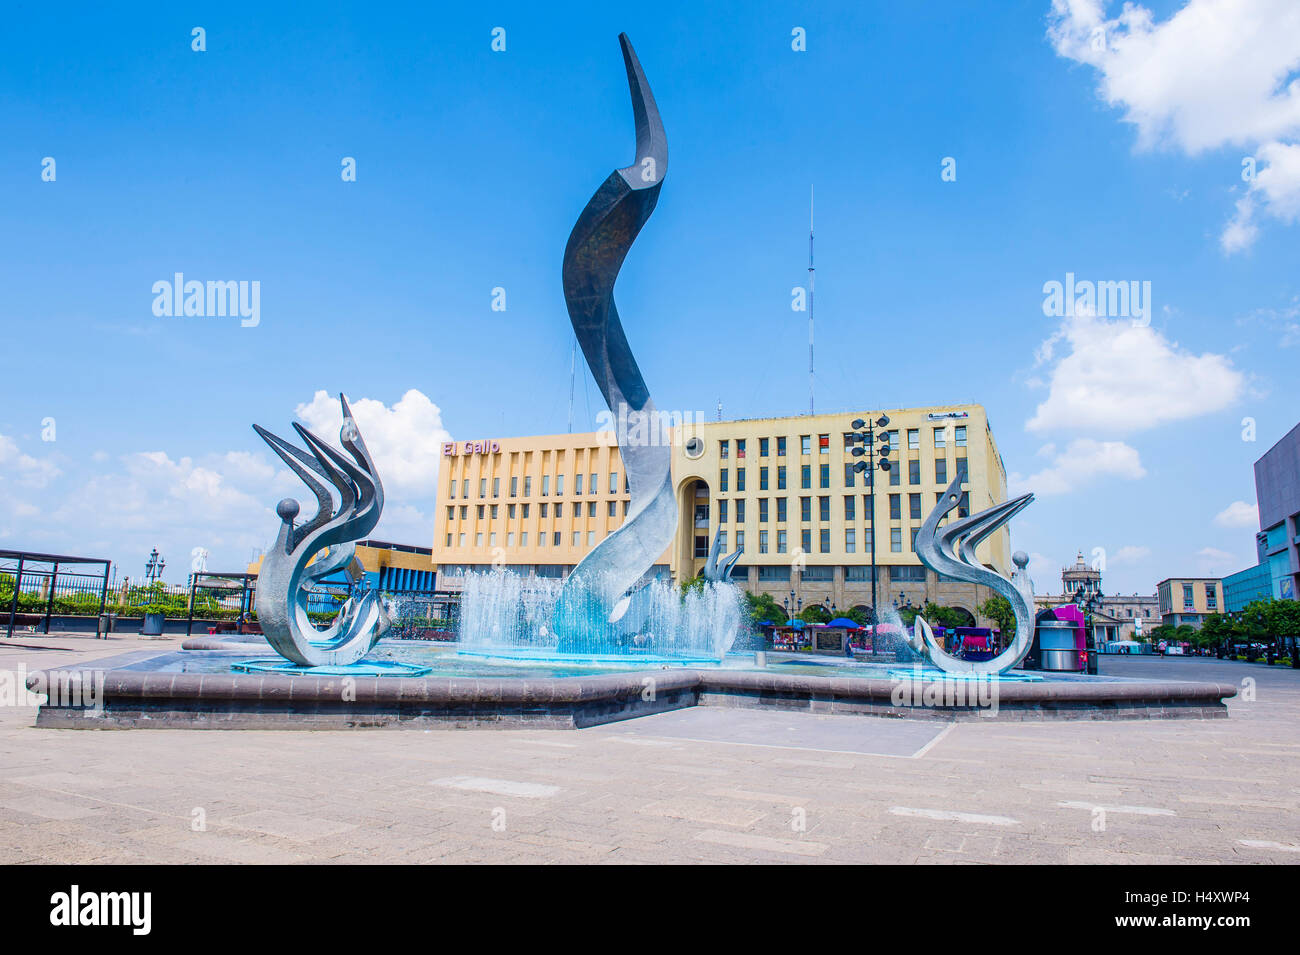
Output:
[{"xmin": 1, "ymin": 634, "xmax": 1297, "ymax": 864}]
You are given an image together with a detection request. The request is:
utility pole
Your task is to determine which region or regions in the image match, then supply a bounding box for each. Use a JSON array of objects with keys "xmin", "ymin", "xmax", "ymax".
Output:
[{"xmin": 850, "ymin": 415, "xmax": 893, "ymax": 629}]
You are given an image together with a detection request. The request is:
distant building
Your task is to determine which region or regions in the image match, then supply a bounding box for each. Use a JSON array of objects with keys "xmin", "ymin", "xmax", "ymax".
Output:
[
  {"xmin": 431, "ymin": 405, "xmax": 1013, "ymax": 623},
  {"xmin": 1224, "ymin": 422, "xmax": 1300, "ymax": 608},
  {"xmin": 1156, "ymin": 577, "xmax": 1224, "ymax": 630},
  {"xmin": 247, "ymin": 539, "xmax": 436, "ymax": 593},
  {"xmin": 1034, "ymin": 551, "xmax": 1159, "ymax": 641}
]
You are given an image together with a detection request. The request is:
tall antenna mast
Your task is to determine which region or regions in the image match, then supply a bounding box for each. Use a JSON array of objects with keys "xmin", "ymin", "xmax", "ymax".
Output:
[
  {"xmin": 808, "ymin": 185, "xmax": 815, "ymax": 416},
  {"xmin": 567, "ymin": 336, "xmax": 576, "ymax": 432}
]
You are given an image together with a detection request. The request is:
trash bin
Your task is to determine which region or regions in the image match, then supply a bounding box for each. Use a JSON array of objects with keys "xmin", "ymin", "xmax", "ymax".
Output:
[
  {"xmin": 1038, "ymin": 620, "xmax": 1083, "ymax": 672},
  {"xmin": 96, "ymin": 613, "xmax": 116, "ymax": 639},
  {"xmin": 1085, "ymin": 648, "xmax": 1099, "ymax": 675}
]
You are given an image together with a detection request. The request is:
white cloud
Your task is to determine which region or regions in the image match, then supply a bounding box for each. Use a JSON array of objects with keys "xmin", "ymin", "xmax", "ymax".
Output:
[
  {"xmin": 295, "ymin": 389, "xmax": 450, "ymax": 499},
  {"xmin": 0, "ymin": 389, "xmax": 451, "ymax": 579},
  {"xmin": 1214, "ymin": 499, "xmax": 1258, "ymax": 528},
  {"xmin": 0, "ymin": 434, "xmax": 62, "ymax": 488},
  {"xmin": 1048, "ymin": 0, "xmax": 1300, "ymax": 252},
  {"xmin": 1111, "ymin": 544, "xmax": 1151, "ymax": 564},
  {"xmin": 1195, "ymin": 545, "xmax": 1246, "ymax": 575},
  {"xmin": 1009, "ymin": 437, "xmax": 1146, "ymax": 495},
  {"xmin": 1027, "ymin": 311, "xmax": 1243, "ymax": 433}
]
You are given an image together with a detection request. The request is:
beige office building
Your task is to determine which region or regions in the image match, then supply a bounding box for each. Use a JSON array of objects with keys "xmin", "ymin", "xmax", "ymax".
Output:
[{"xmin": 432, "ymin": 405, "xmax": 1012, "ymax": 624}]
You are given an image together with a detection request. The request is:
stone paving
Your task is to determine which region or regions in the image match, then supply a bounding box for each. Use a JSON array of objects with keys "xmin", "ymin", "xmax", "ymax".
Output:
[{"xmin": 1, "ymin": 634, "xmax": 1297, "ymax": 864}]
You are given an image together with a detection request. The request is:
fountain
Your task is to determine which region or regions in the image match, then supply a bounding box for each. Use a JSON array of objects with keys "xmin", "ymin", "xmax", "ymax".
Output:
[{"xmin": 23, "ymin": 34, "xmax": 1238, "ymax": 729}]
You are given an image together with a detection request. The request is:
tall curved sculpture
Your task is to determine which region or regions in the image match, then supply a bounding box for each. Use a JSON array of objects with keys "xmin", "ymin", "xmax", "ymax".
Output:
[
  {"xmin": 909, "ymin": 474, "xmax": 1037, "ymax": 675},
  {"xmin": 552, "ymin": 34, "xmax": 677, "ymax": 651},
  {"xmin": 252, "ymin": 394, "xmax": 393, "ymax": 667}
]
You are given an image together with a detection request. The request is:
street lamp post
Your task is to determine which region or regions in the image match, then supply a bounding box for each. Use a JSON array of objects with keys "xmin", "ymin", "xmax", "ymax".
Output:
[
  {"xmin": 849, "ymin": 415, "xmax": 893, "ymax": 629},
  {"xmin": 145, "ymin": 548, "xmax": 165, "ymax": 585}
]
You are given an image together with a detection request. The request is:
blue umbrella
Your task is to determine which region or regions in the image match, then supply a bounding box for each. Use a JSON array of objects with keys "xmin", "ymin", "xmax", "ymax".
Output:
[{"xmin": 827, "ymin": 617, "xmax": 860, "ymax": 629}]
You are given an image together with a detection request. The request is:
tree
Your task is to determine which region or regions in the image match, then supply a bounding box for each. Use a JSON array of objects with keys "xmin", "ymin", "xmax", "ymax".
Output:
[
  {"xmin": 679, "ymin": 574, "xmax": 705, "ymax": 597},
  {"xmin": 977, "ymin": 595, "xmax": 1016, "ymax": 636},
  {"xmin": 845, "ymin": 607, "xmax": 871, "ymax": 626},
  {"xmin": 742, "ymin": 591, "xmax": 786, "ymax": 626},
  {"xmin": 797, "ymin": 604, "xmax": 832, "ymax": 624}
]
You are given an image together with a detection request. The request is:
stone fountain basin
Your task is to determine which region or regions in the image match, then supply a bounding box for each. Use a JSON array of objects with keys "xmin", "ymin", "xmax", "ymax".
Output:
[{"xmin": 25, "ymin": 644, "xmax": 1236, "ymax": 729}]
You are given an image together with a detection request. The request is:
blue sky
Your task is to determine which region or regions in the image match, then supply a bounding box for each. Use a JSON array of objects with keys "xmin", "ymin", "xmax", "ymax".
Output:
[{"xmin": 1, "ymin": 0, "xmax": 1298, "ymax": 594}]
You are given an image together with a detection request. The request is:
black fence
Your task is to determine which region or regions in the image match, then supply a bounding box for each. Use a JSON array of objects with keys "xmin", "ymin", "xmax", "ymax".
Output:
[{"xmin": 2, "ymin": 549, "xmax": 111, "ymax": 637}]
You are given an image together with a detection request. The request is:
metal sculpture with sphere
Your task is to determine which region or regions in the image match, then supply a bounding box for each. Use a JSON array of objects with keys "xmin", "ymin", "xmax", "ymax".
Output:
[{"xmin": 252, "ymin": 394, "xmax": 393, "ymax": 667}]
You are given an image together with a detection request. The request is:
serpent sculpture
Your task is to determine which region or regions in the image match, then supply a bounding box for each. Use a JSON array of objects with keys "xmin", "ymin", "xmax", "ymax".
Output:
[
  {"xmin": 252, "ymin": 393, "xmax": 393, "ymax": 667},
  {"xmin": 909, "ymin": 474, "xmax": 1037, "ymax": 675}
]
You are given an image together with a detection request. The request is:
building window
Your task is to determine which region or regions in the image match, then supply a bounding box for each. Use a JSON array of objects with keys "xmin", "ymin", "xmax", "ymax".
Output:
[
  {"xmin": 490, "ymin": 504, "xmax": 499, "ymax": 519},
  {"xmin": 507, "ymin": 532, "xmax": 515, "ymax": 547},
  {"xmin": 458, "ymin": 533, "xmax": 466, "ymax": 546},
  {"xmin": 845, "ymin": 529, "xmax": 856, "ymax": 553},
  {"xmin": 909, "ymin": 459, "xmax": 920, "ymax": 485},
  {"xmin": 863, "ymin": 528, "xmax": 872, "ymax": 551},
  {"xmin": 573, "ymin": 532, "xmax": 580, "ymax": 546},
  {"xmin": 909, "ymin": 493, "xmax": 921, "ymax": 521},
  {"xmin": 521, "ymin": 503, "xmax": 530, "ymax": 518},
  {"xmin": 801, "ymin": 435, "xmax": 811, "ymax": 455},
  {"xmin": 541, "ymin": 475, "xmax": 550, "ymax": 496},
  {"xmin": 958, "ymin": 491, "xmax": 969, "ymax": 518},
  {"xmin": 735, "ymin": 500, "xmax": 746, "ymax": 523},
  {"xmin": 819, "ymin": 496, "xmax": 830, "ymax": 522},
  {"xmin": 737, "ymin": 468, "xmax": 746, "ymax": 492},
  {"xmin": 889, "ymin": 494, "xmax": 901, "ymax": 520},
  {"xmin": 590, "ymin": 473, "xmax": 597, "ymax": 494},
  {"xmin": 575, "ymin": 473, "xmax": 584, "ymax": 494},
  {"xmin": 819, "ymin": 463, "xmax": 830, "ymax": 488},
  {"xmin": 759, "ymin": 530, "xmax": 769, "ymax": 554},
  {"xmin": 479, "ymin": 478, "xmax": 487, "ymax": 497},
  {"xmin": 889, "ymin": 464, "xmax": 900, "ymax": 487},
  {"xmin": 510, "ymin": 476, "xmax": 518, "ymax": 497},
  {"xmin": 608, "ymin": 501, "xmax": 616, "ymax": 517},
  {"xmin": 819, "ymin": 434, "xmax": 830, "ymax": 454},
  {"xmin": 759, "ymin": 437, "xmax": 769, "ymax": 457},
  {"xmin": 736, "ymin": 439, "xmax": 746, "ymax": 459},
  {"xmin": 446, "ymin": 505, "xmax": 454, "ymax": 521},
  {"xmin": 887, "ymin": 430, "xmax": 899, "ymax": 450},
  {"xmin": 1183, "ymin": 584, "xmax": 1194, "ymax": 609},
  {"xmin": 935, "ymin": 459, "xmax": 947, "ymax": 484},
  {"xmin": 777, "ymin": 436, "xmax": 787, "ymax": 457},
  {"xmin": 956, "ymin": 458, "xmax": 967, "ymax": 482},
  {"xmin": 524, "ymin": 476, "xmax": 532, "ymax": 496},
  {"xmin": 910, "ymin": 528, "xmax": 919, "ymax": 551},
  {"xmin": 720, "ymin": 469, "xmax": 729, "ymax": 492},
  {"xmin": 541, "ymin": 503, "xmax": 549, "ymax": 518},
  {"xmin": 718, "ymin": 499, "xmax": 728, "ymax": 523},
  {"xmin": 446, "ymin": 533, "xmax": 453, "ymax": 546},
  {"xmin": 459, "ymin": 505, "xmax": 468, "ymax": 519},
  {"xmin": 448, "ymin": 479, "xmax": 456, "ymax": 499},
  {"xmin": 844, "ymin": 462, "xmax": 855, "ymax": 487},
  {"xmin": 736, "ymin": 530, "xmax": 745, "ymax": 550},
  {"xmin": 891, "ymin": 528, "xmax": 902, "ymax": 553},
  {"xmin": 777, "ymin": 530, "xmax": 788, "ymax": 554},
  {"xmin": 718, "ymin": 531, "xmax": 727, "ymax": 552},
  {"xmin": 609, "ymin": 472, "xmax": 618, "ymax": 494},
  {"xmin": 819, "ymin": 528, "xmax": 830, "ymax": 552},
  {"xmin": 1205, "ymin": 584, "xmax": 1217, "ymax": 609},
  {"xmin": 759, "ymin": 498, "xmax": 769, "ymax": 522},
  {"xmin": 555, "ymin": 502, "xmax": 564, "ymax": 518},
  {"xmin": 588, "ymin": 501, "xmax": 596, "ymax": 517},
  {"xmin": 801, "ymin": 529, "xmax": 812, "ymax": 553},
  {"xmin": 720, "ymin": 440, "xmax": 729, "ymax": 458},
  {"xmin": 801, "ymin": 497, "xmax": 812, "ymax": 522},
  {"xmin": 553, "ymin": 531, "xmax": 561, "ymax": 547},
  {"xmin": 801, "ymin": 465, "xmax": 811, "ymax": 489},
  {"xmin": 556, "ymin": 475, "xmax": 564, "ymax": 495},
  {"xmin": 489, "ymin": 532, "xmax": 497, "ymax": 546},
  {"xmin": 760, "ymin": 467, "xmax": 769, "ymax": 490},
  {"xmin": 477, "ymin": 504, "xmax": 485, "ymax": 519},
  {"xmin": 777, "ymin": 497, "xmax": 788, "ymax": 522},
  {"xmin": 844, "ymin": 496, "xmax": 856, "ymax": 521},
  {"xmin": 933, "ymin": 427, "xmax": 946, "ymax": 448},
  {"xmin": 777, "ymin": 466, "xmax": 787, "ymax": 490},
  {"xmin": 475, "ymin": 532, "xmax": 484, "ymax": 546},
  {"xmin": 462, "ymin": 479, "xmax": 469, "ymax": 497},
  {"xmin": 907, "ymin": 429, "xmax": 919, "ymax": 450}
]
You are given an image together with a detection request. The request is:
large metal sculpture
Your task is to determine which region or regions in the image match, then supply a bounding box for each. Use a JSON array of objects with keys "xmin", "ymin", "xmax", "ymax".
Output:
[
  {"xmin": 552, "ymin": 34, "xmax": 680, "ymax": 650},
  {"xmin": 252, "ymin": 394, "xmax": 393, "ymax": 667},
  {"xmin": 908, "ymin": 474, "xmax": 1037, "ymax": 675}
]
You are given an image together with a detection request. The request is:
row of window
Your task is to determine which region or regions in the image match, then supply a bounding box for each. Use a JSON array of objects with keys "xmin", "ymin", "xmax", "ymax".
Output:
[
  {"xmin": 719, "ymin": 427, "xmax": 968, "ymax": 459},
  {"xmin": 447, "ymin": 500, "xmax": 631, "ymax": 523},
  {"xmin": 720, "ymin": 458, "xmax": 967, "ymax": 492},
  {"xmin": 447, "ymin": 472, "xmax": 629, "ymax": 500},
  {"xmin": 704, "ymin": 491, "xmax": 971, "ymax": 525},
  {"xmin": 448, "ymin": 530, "xmax": 602, "ymax": 548},
  {"xmin": 694, "ymin": 525, "xmax": 932, "ymax": 558}
]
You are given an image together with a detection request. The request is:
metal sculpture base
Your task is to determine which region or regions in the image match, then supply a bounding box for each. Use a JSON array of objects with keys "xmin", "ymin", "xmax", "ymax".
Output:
[{"xmin": 232, "ymin": 659, "xmax": 432, "ymax": 677}]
